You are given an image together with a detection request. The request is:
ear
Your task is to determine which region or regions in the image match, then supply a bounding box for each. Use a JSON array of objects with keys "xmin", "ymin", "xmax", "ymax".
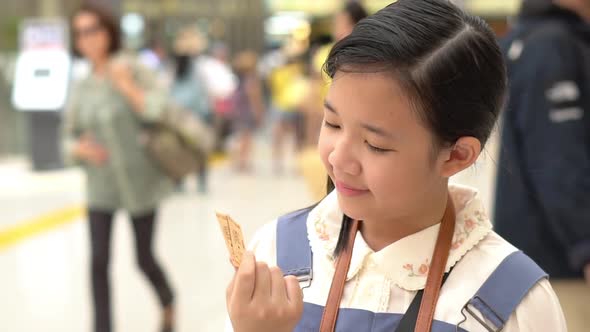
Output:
[{"xmin": 439, "ymin": 137, "xmax": 481, "ymax": 178}]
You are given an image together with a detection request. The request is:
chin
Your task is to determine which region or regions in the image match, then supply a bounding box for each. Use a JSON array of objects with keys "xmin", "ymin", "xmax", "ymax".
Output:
[{"xmin": 337, "ymin": 195, "xmax": 370, "ymax": 221}]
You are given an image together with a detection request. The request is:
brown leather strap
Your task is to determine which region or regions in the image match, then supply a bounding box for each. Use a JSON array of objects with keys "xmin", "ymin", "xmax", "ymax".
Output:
[
  {"xmin": 414, "ymin": 195, "xmax": 456, "ymax": 332},
  {"xmin": 319, "ymin": 219, "xmax": 360, "ymax": 332},
  {"xmin": 319, "ymin": 194, "xmax": 456, "ymax": 332}
]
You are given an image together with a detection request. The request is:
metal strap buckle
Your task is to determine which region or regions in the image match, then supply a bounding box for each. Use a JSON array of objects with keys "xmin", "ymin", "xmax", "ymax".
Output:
[
  {"xmin": 461, "ymin": 296, "xmax": 503, "ymax": 332},
  {"xmin": 296, "ymin": 271, "xmax": 313, "ymax": 290}
]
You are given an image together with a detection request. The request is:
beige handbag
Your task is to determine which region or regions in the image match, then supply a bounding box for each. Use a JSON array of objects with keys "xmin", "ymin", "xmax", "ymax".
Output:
[{"xmin": 141, "ymin": 102, "xmax": 215, "ymax": 182}]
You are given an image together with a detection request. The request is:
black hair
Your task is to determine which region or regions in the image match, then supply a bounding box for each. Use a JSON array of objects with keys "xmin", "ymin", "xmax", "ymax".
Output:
[
  {"xmin": 325, "ymin": 0, "xmax": 507, "ymax": 256},
  {"xmin": 342, "ymin": 1, "xmax": 369, "ymax": 25},
  {"xmin": 71, "ymin": 2, "xmax": 121, "ymax": 57}
]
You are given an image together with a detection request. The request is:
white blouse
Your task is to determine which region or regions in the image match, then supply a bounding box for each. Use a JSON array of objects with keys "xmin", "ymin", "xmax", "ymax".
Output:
[{"xmin": 226, "ymin": 184, "xmax": 566, "ymax": 331}]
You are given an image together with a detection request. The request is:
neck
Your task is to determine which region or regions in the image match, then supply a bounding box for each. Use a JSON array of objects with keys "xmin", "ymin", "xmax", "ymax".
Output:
[
  {"xmin": 359, "ymin": 185, "xmax": 449, "ymax": 252},
  {"xmin": 92, "ymin": 56, "xmax": 109, "ymax": 75}
]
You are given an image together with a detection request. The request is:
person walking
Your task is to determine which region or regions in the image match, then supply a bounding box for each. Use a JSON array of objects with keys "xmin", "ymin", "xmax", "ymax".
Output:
[{"xmin": 64, "ymin": 4, "xmax": 175, "ymax": 332}]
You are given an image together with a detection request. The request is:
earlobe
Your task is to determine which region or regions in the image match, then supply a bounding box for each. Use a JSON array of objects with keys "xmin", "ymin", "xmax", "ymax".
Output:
[{"xmin": 440, "ymin": 137, "xmax": 481, "ymax": 178}]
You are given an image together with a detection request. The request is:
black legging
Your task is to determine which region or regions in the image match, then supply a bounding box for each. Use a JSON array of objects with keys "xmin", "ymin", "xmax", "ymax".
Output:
[{"xmin": 89, "ymin": 209, "xmax": 174, "ymax": 332}]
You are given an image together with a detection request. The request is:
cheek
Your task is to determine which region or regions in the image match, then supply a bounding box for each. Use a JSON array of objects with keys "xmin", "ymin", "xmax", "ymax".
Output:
[
  {"xmin": 366, "ymin": 153, "xmax": 434, "ymax": 196},
  {"xmin": 96, "ymin": 33, "xmax": 111, "ymax": 52},
  {"xmin": 318, "ymin": 127, "xmax": 334, "ymax": 174},
  {"xmin": 364, "ymin": 160, "xmax": 397, "ymax": 194},
  {"xmin": 77, "ymin": 37, "xmax": 104, "ymax": 57}
]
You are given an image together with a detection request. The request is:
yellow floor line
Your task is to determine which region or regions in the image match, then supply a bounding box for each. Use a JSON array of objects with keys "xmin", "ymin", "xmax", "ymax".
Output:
[
  {"xmin": 0, "ymin": 206, "xmax": 85, "ymax": 251},
  {"xmin": 0, "ymin": 153, "xmax": 228, "ymax": 251},
  {"xmin": 209, "ymin": 152, "xmax": 228, "ymax": 167}
]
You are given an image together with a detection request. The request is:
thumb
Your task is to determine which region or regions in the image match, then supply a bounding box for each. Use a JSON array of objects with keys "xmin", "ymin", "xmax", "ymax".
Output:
[
  {"xmin": 226, "ymin": 273, "xmax": 236, "ymax": 306},
  {"xmin": 285, "ymin": 275, "xmax": 303, "ymax": 308}
]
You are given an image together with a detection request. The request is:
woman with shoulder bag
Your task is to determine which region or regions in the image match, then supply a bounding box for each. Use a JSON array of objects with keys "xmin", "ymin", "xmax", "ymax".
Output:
[{"xmin": 63, "ymin": 4, "xmax": 175, "ymax": 332}]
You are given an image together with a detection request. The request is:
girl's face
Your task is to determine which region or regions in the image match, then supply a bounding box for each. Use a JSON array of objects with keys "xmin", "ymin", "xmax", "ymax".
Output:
[
  {"xmin": 319, "ymin": 72, "xmax": 449, "ymax": 223},
  {"xmin": 73, "ymin": 12, "xmax": 110, "ymax": 64}
]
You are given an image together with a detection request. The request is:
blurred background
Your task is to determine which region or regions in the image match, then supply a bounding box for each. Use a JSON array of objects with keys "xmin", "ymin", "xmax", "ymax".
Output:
[
  {"xmin": 0, "ymin": 0, "xmax": 585, "ymax": 331},
  {"xmin": 0, "ymin": 0, "xmax": 519, "ymax": 163}
]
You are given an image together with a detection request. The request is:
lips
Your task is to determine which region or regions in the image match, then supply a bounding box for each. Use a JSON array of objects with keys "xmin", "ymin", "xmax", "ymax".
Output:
[{"xmin": 335, "ymin": 181, "xmax": 369, "ymax": 197}]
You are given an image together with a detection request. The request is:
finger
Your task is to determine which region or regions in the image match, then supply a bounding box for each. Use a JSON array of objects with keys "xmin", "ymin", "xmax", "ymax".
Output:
[
  {"xmin": 285, "ymin": 275, "xmax": 303, "ymax": 306},
  {"xmin": 252, "ymin": 261, "xmax": 272, "ymax": 301},
  {"xmin": 229, "ymin": 258, "xmax": 238, "ymax": 272},
  {"xmin": 232, "ymin": 251, "xmax": 256, "ymax": 302},
  {"xmin": 270, "ymin": 266, "xmax": 287, "ymax": 301},
  {"xmin": 226, "ymin": 252, "xmax": 247, "ymax": 304},
  {"xmin": 226, "ymin": 272, "xmax": 237, "ymax": 305}
]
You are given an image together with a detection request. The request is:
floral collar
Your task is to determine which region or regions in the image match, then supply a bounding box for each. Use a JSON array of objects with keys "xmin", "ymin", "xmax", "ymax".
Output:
[{"xmin": 306, "ymin": 184, "xmax": 493, "ymax": 291}]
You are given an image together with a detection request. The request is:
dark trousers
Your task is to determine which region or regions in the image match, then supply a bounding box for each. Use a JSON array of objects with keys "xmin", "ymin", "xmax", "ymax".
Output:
[{"xmin": 89, "ymin": 209, "xmax": 174, "ymax": 332}]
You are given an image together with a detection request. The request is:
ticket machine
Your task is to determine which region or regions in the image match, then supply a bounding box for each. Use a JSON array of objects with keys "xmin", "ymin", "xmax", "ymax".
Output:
[{"xmin": 11, "ymin": 19, "xmax": 72, "ymax": 170}]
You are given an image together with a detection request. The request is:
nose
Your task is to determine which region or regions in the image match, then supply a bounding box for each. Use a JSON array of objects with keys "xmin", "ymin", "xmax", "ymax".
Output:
[{"xmin": 327, "ymin": 139, "xmax": 361, "ymax": 176}]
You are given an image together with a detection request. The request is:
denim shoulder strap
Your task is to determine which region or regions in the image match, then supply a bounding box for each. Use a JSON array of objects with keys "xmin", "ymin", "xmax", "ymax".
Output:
[
  {"xmin": 276, "ymin": 208, "xmax": 313, "ymax": 284},
  {"xmin": 464, "ymin": 251, "xmax": 548, "ymax": 331}
]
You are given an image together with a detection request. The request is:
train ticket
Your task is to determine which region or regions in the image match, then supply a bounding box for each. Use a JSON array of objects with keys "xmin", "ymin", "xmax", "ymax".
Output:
[{"xmin": 215, "ymin": 212, "xmax": 246, "ymax": 268}]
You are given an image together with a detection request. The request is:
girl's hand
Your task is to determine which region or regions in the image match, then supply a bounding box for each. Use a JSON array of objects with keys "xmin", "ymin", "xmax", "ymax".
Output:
[{"xmin": 226, "ymin": 251, "xmax": 304, "ymax": 332}]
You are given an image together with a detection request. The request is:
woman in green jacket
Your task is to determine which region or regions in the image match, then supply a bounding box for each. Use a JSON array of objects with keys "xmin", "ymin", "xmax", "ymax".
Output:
[{"xmin": 64, "ymin": 4, "xmax": 175, "ymax": 332}]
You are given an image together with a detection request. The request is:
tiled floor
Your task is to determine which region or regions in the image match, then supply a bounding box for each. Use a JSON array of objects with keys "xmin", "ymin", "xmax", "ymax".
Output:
[{"xmin": 0, "ymin": 143, "xmax": 316, "ymax": 332}]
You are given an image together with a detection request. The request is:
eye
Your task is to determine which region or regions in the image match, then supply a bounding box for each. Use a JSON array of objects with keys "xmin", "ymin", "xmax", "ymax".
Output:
[
  {"xmin": 324, "ymin": 120, "xmax": 341, "ymax": 129},
  {"xmin": 365, "ymin": 141, "xmax": 392, "ymax": 153}
]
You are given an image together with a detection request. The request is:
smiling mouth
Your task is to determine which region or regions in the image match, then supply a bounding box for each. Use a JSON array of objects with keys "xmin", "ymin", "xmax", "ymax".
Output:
[{"xmin": 335, "ymin": 181, "xmax": 370, "ymax": 197}]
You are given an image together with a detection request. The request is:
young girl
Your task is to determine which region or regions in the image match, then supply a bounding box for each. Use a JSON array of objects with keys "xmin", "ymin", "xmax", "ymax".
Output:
[{"xmin": 225, "ymin": 1, "xmax": 567, "ymax": 331}]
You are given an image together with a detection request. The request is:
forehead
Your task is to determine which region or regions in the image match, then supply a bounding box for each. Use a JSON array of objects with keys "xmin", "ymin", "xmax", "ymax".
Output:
[
  {"xmin": 74, "ymin": 11, "xmax": 100, "ymax": 27},
  {"xmin": 326, "ymin": 72, "xmax": 418, "ymax": 128}
]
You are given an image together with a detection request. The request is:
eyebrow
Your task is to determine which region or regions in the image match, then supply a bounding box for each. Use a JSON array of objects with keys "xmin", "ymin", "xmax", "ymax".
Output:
[
  {"xmin": 324, "ymin": 99, "xmax": 398, "ymax": 140},
  {"xmin": 324, "ymin": 100, "xmax": 337, "ymax": 113}
]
